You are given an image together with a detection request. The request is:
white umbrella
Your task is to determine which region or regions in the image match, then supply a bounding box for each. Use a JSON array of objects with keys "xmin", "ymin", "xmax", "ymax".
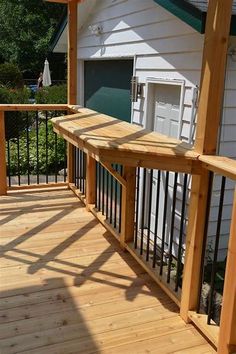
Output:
[{"xmin": 42, "ymin": 59, "xmax": 52, "ymax": 87}]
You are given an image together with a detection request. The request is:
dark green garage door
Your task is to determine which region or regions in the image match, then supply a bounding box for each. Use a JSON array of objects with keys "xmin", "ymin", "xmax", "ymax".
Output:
[{"xmin": 84, "ymin": 60, "xmax": 133, "ymax": 122}]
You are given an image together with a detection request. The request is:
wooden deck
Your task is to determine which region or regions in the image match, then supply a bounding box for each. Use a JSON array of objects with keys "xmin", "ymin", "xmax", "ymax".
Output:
[{"xmin": 0, "ymin": 188, "xmax": 216, "ymax": 354}]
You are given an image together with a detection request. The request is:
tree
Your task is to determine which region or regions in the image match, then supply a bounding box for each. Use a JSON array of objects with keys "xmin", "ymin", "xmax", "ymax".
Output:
[{"xmin": 0, "ymin": 0, "xmax": 66, "ymax": 76}]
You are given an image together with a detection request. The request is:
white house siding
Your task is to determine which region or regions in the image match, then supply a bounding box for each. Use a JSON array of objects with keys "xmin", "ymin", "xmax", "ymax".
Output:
[{"xmin": 77, "ymin": 0, "xmax": 235, "ymax": 260}]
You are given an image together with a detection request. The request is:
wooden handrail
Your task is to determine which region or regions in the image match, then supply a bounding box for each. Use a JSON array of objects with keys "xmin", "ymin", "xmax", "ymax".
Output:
[
  {"xmin": 200, "ymin": 155, "xmax": 236, "ymax": 181},
  {"xmin": 0, "ymin": 104, "xmax": 68, "ymax": 111}
]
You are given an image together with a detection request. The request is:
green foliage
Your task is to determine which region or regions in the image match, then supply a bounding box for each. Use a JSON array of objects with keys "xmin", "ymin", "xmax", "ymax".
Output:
[
  {"xmin": 35, "ymin": 84, "xmax": 67, "ymax": 104},
  {"xmin": 0, "ymin": 0, "xmax": 65, "ymax": 75},
  {"xmin": 0, "ymin": 85, "xmax": 31, "ymax": 140},
  {"xmin": 0, "ymin": 63, "xmax": 23, "ymax": 88},
  {"xmin": 8, "ymin": 120, "xmax": 66, "ymax": 176}
]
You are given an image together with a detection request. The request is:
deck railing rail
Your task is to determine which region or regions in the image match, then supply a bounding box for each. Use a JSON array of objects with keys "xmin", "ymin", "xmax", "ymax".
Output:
[{"xmin": 0, "ymin": 104, "xmax": 236, "ymax": 353}]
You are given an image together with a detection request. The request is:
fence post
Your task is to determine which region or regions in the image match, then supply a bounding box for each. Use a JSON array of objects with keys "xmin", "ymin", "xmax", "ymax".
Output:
[
  {"xmin": 67, "ymin": 0, "xmax": 77, "ymax": 184},
  {"xmin": 120, "ymin": 166, "xmax": 136, "ymax": 248},
  {"xmin": 86, "ymin": 154, "xmax": 96, "ymax": 208},
  {"xmin": 217, "ymin": 189, "xmax": 236, "ymax": 354},
  {"xmin": 0, "ymin": 111, "xmax": 7, "ymax": 195},
  {"xmin": 180, "ymin": 169, "xmax": 211, "ymax": 321}
]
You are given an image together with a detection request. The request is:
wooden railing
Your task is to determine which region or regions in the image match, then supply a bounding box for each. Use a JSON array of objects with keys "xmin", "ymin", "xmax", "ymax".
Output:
[
  {"xmin": 0, "ymin": 104, "xmax": 236, "ymax": 353},
  {"xmin": 0, "ymin": 104, "xmax": 68, "ymax": 193}
]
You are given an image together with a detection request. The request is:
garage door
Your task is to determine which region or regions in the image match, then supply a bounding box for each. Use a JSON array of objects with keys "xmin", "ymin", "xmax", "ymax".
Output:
[{"xmin": 84, "ymin": 60, "xmax": 133, "ymax": 122}]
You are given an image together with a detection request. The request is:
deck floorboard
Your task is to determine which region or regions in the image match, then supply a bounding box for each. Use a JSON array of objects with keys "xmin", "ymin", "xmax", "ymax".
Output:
[{"xmin": 0, "ymin": 188, "xmax": 216, "ymax": 354}]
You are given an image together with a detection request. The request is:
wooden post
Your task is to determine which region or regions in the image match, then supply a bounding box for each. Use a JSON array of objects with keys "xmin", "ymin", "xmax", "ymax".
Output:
[
  {"xmin": 0, "ymin": 111, "xmax": 7, "ymax": 195},
  {"xmin": 67, "ymin": 0, "xmax": 77, "ymax": 183},
  {"xmin": 217, "ymin": 189, "xmax": 236, "ymax": 354},
  {"xmin": 180, "ymin": 0, "xmax": 233, "ymax": 322},
  {"xmin": 120, "ymin": 166, "xmax": 136, "ymax": 248},
  {"xmin": 86, "ymin": 154, "xmax": 96, "ymax": 207},
  {"xmin": 195, "ymin": 0, "xmax": 233, "ymax": 155},
  {"xmin": 180, "ymin": 170, "xmax": 211, "ymax": 321}
]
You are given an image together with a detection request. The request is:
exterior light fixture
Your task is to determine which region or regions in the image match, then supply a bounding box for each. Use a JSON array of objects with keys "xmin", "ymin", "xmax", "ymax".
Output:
[
  {"xmin": 88, "ymin": 24, "xmax": 103, "ymax": 36},
  {"xmin": 131, "ymin": 76, "xmax": 144, "ymax": 102}
]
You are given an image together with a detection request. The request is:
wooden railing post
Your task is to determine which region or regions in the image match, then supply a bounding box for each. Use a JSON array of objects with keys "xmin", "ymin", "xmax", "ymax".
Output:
[
  {"xmin": 120, "ymin": 166, "xmax": 136, "ymax": 248},
  {"xmin": 0, "ymin": 111, "xmax": 7, "ymax": 195},
  {"xmin": 217, "ymin": 189, "xmax": 236, "ymax": 354},
  {"xmin": 180, "ymin": 0, "xmax": 232, "ymax": 322},
  {"xmin": 180, "ymin": 170, "xmax": 211, "ymax": 321},
  {"xmin": 67, "ymin": 0, "xmax": 77, "ymax": 184},
  {"xmin": 86, "ymin": 154, "xmax": 96, "ymax": 208}
]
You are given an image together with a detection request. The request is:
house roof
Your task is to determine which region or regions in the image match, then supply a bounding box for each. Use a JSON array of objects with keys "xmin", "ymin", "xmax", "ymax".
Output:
[
  {"xmin": 50, "ymin": 0, "xmax": 236, "ymax": 52},
  {"xmin": 153, "ymin": 0, "xmax": 236, "ymax": 35}
]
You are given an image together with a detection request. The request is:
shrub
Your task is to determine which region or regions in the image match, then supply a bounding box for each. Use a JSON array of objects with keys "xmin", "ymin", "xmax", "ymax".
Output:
[
  {"xmin": 35, "ymin": 84, "xmax": 67, "ymax": 104},
  {"xmin": 0, "ymin": 63, "xmax": 23, "ymax": 88},
  {"xmin": 0, "ymin": 85, "xmax": 31, "ymax": 140},
  {"xmin": 8, "ymin": 120, "xmax": 66, "ymax": 176}
]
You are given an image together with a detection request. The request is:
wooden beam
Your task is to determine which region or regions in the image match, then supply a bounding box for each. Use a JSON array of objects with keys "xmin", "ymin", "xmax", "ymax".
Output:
[
  {"xmin": 68, "ymin": 0, "xmax": 77, "ymax": 104},
  {"xmin": 120, "ymin": 166, "xmax": 136, "ymax": 248},
  {"xmin": 195, "ymin": 0, "xmax": 233, "ymax": 155},
  {"xmin": 180, "ymin": 0, "xmax": 233, "ymax": 323},
  {"xmin": 180, "ymin": 170, "xmax": 211, "ymax": 321},
  {"xmin": 67, "ymin": 0, "xmax": 77, "ymax": 186},
  {"xmin": 86, "ymin": 155, "xmax": 96, "ymax": 206},
  {"xmin": 0, "ymin": 104, "xmax": 68, "ymax": 111},
  {"xmin": 100, "ymin": 161, "xmax": 127, "ymax": 188},
  {"xmin": 218, "ymin": 189, "xmax": 236, "ymax": 354},
  {"xmin": 0, "ymin": 111, "xmax": 7, "ymax": 195}
]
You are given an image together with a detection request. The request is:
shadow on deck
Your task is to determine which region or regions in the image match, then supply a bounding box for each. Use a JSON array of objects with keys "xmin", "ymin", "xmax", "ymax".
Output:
[{"xmin": 0, "ymin": 188, "xmax": 215, "ymax": 353}]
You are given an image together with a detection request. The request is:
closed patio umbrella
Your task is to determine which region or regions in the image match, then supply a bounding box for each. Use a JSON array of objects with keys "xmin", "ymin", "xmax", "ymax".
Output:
[{"xmin": 42, "ymin": 59, "xmax": 52, "ymax": 87}]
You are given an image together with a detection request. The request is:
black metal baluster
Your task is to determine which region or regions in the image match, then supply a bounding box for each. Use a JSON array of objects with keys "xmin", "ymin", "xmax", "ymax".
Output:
[
  {"xmin": 207, "ymin": 176, "xmax": 226, "ymax": 324},
  {"xmin": 118, "ymin": 165, "xmax": 123, "ymax": 234},
  {"xmin": 146, "ymin": 169, "xmax": 153, "ymax": 262},
  {"xmin": 160, "ymin": 171, "xmax": 169, "ymax": 276},
  {"xmin": 7, "ymin": 140, "xmax": 11, "ymax": 187},
  {"xmin": 76, "ymin": 149, "xmax": 79, "ymax": 188},
  {"xmin": 80, "ymin": 150, "xmax": 82, "ymax": 191},
  {"xmin": 81, "ymin": 151, "xmax": 84, "ymax": 193},
  {"xmin": 110, "ymin": 172, "xmax": 113, "ymax": 224},
  {"xmin": 134, "ymin": 167, "xmax": 140, "ymax": 249},
  {"xmin": 84, "ymin": 152, "xmax": 86, "ymax": 195},
  {"xmin": 45, "ymin": 111, "xmax": 49, "ymax": 184},
  {"xmin": 36, "ymin": 111, "xmax": 39, "ymax": 184},
  {"xmin": 26, "ymin": 112, "xmax": 30, "ymax": 185},
  {"xmin": 114, "ymin": 164, "xmax": 118, "ymax": 229},
  {"xmin": 106, "ymin": 168, "xmax": 109, "ymax": 218},
  {"xmin": 175, "ymin": 173, "xmax": 188, "ymax": 292},
  {"xmin": 54, "ymin": 132, "xmax": 58, "ymax": 183},
  {"xmin": 63, "ymin": 140, "xmax": 67, "ymax": 182},
  {"xmin": 196, "ymin": 172, "xmax": 214, "ymax": 310},
  {"xmin": 95, "ymin": 162, "xmax": 98, "ymax": 209},
  {"xmin": 16, "ymin": 115, "xmax": 21, "ymax": 186},
  {"xmin": 167, "ymin": 172, "xmax": 178, "ymax": 283},
  {"xmin": 153, "ymin": 170, "xmax": 161, "ymax": 268},
  {"xmin": 102, "ymin": 166, "xmax": 105, "ymax": 215},
  {"xmin": 98, "ymin": 163, "xmax": 101, "ymax": 211},
  {"xmin": 140, "ymin": 168, "xmax": 147, "ymax": 256}
]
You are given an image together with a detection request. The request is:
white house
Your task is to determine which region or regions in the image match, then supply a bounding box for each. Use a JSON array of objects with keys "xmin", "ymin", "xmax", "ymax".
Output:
[{"xmin": 52, "ymin": 0, "xmax": 236, "ymax": 260}]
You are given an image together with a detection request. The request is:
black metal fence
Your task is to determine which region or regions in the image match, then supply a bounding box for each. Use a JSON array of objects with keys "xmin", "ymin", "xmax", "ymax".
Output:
[
  {"xmin": 5, "ymin": 110, "xmax": 67, "ymax": 186},
  {"xmin": 197, "ymin": 173, "xmax": 235, "ymax": 325},
  {"xmin": 95, "ymin": 163, "xmax": 123, "ymax": 234},
  {"xmin": 73, "ymin": 147, "xmax": 86, "ymax": 195},
  {"xmin": 134, "ymin": 168, "xmax": 190, "ymax": 294}
]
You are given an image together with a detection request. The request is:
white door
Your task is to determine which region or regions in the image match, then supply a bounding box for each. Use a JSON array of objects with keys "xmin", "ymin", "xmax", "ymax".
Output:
[
  {"xmin": 148, "ymin": 83, "xmax": 182, "ymax": 253},
  {"xmin": 153, "ymin": 83, "xmax": 181, "ymax": 137}
]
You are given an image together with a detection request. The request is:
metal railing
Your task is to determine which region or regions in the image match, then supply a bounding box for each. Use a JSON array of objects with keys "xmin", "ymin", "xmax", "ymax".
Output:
[
  {"xmin": 5, "ymin": 110, "xmax": 67, "ymax": 187},
  {"xmin": 134, "ymin": 168, "xmax": 190, "ymax": 296}
]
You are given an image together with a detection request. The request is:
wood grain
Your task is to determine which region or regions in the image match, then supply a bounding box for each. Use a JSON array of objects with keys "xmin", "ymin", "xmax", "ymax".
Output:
[{"xmin": 0, "ymin": 188, "xmax": 215, "ymax": 354}]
